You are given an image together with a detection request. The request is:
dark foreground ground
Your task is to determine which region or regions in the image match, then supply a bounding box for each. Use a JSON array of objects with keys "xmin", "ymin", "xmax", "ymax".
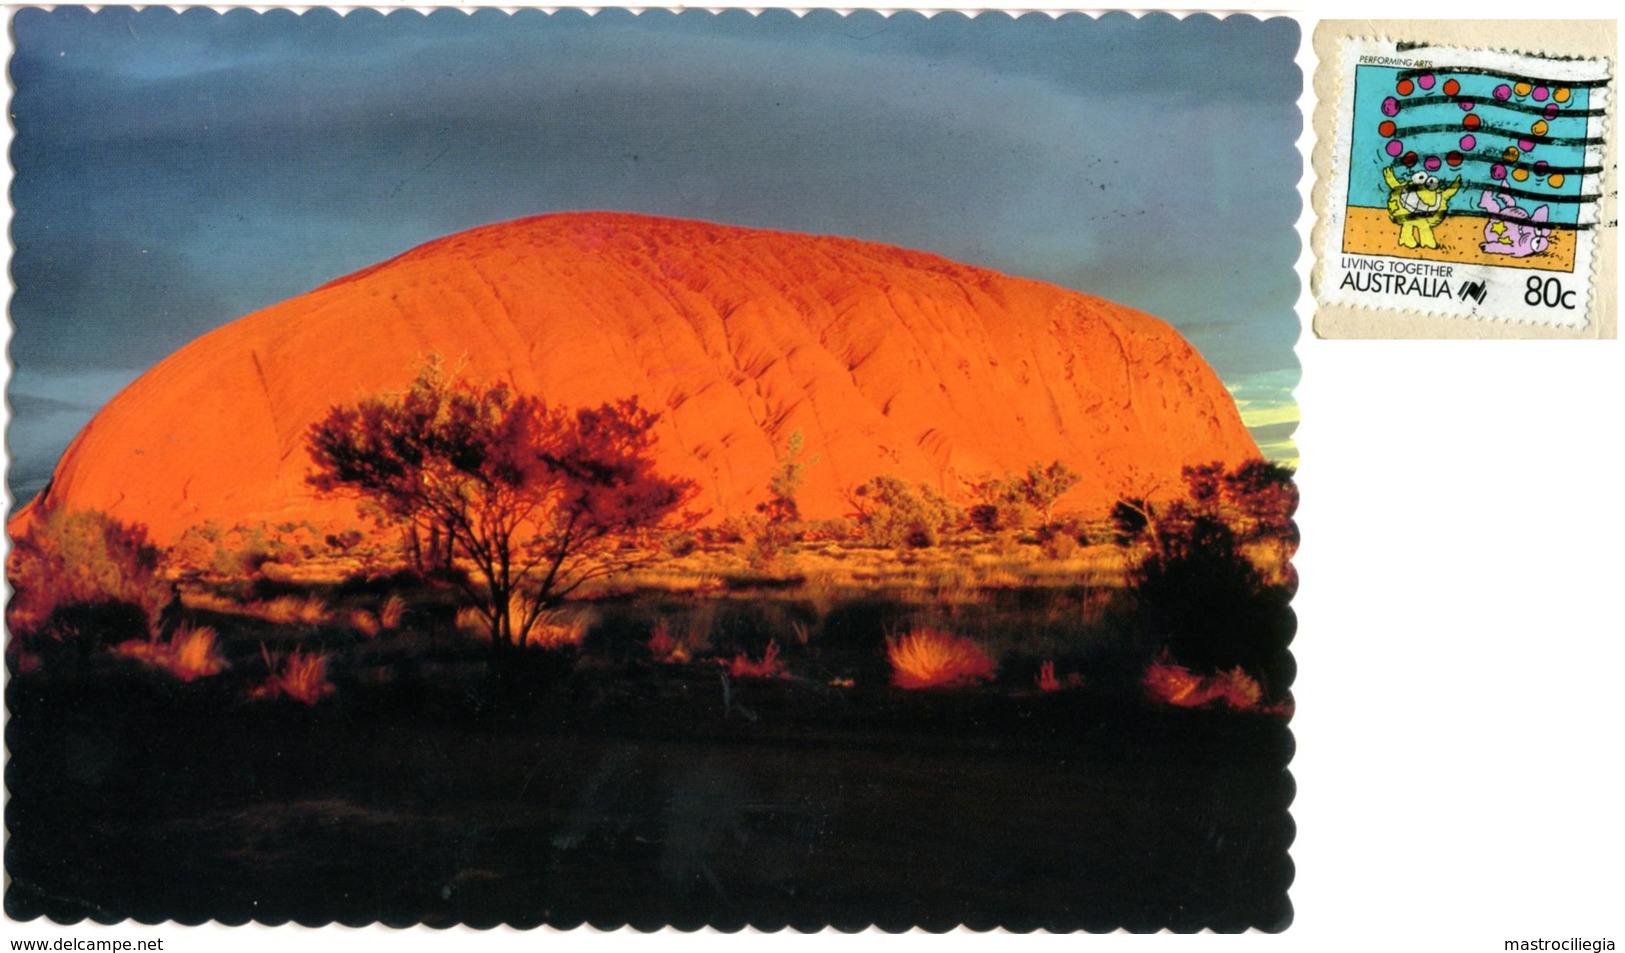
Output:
[{"xmin": 6, "ymin": 661, "xmax": 1293, "ymax": 931}]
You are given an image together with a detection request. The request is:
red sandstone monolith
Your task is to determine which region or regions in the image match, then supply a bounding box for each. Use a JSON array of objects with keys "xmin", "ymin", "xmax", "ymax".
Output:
[{"xmin": 14, "ymin": 212, "xmax": 1259, "ymax": 543}]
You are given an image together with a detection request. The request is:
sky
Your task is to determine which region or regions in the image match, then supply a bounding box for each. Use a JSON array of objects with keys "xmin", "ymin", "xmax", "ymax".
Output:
[{"xmin": 6, "ymin": 8, "xmax": 1301, "ymax": 505}]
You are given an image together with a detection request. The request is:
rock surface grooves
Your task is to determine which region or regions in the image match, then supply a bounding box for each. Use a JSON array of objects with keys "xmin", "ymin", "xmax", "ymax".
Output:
[{"xmin": 15, "ymin": 212, "xmax": 1259, "ymax": 543}]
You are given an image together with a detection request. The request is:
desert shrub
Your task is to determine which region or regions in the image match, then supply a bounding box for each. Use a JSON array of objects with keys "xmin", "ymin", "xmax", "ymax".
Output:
[
  {"xmin": 215, "ymin": 525, "xmax": 278, "ymax": 577},
  {"xmin": 7, "ymin": 508, "xmax": 172, "ymax": 648},
  {"xmin": 1180, "ymin": 462, "xmax": 1227, "ymax": 511},
  {"xmin": 1036, "ymin": 525, "xmax": 1082, "ymax": 561},
  {"xmin": 169, "ymin": 521, "xmax": 225, "ymax": 575},
  {"xmin": 716, "ymin": 508, "xmax": 803, "ymax": 575},
  {"xmin": 728, "ymin": 520, "xmax": 796, "ymax": 574},
  {"xmin": 325, "ymin": 528, "xmax": 366, "ymax": 553},
  {"xmin": 741, "ymin": 536, "xmax": 784, "ymax": 573},
  {"xmin": 850, "ymin": 476, "xmax": 963, "ymax": 549},
  {"xmin": 967, "ymin": 501, "xmax": 1036, "ymax": 534},
  {"xmin": 886, "ymin": 628, "xmax": 995, "ymax": 689},
  {"xmin": 972, "ymin": 461, "xmax": 1080, "ymax": 528},
  {"xmin": 1109, "ymin": 498, "xmax": 1153, "ymax": 544},
  {"xmin": 1130, "ymin": 515, "xmax": 1292, "ymax": 697},
  {"xmin": 714, "ymin": 512, "xmax": 767, "ymax": 545},
  {"xmin": 1054, "ymin": 516, "xmax": 1102, "ymax": 545},
  {"xmin": 1223, "ymin": 459, "xmax": 1299, "ymax": 538},
  {"xmin": 113, "ymin": 624, "xmax": 226, "ymax": 682},
  {"xmin": 663, "ymin": 531, "xmax": 699, "ymax": 558},
  {"xmin": 802, "ymin": 518, "xmax": 858, "ymax": 542},
  {"xmin": 171, "ymin": 520, "xmax": 322, "ymax": 579}
]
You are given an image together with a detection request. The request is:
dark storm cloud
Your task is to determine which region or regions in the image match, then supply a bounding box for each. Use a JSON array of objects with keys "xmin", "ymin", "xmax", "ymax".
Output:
[
  {"xmin": 9, "ymin": 232, "xmax": 233, "ymax": 371},
  {"xmin": 7, "ymin": 8, "xmax": 1301, "ymax": 500}
]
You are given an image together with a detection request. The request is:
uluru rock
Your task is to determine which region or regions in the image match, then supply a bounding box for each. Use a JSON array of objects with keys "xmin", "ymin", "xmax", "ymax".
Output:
[{"xmin": 14, "ymin": 212, "xmax": 1259, "ymax": 544}]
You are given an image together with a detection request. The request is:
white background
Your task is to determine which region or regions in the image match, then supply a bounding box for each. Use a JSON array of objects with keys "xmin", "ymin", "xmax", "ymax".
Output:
[{"xmin": 3, "ymin": 1, "xmax": 1620, "ymax": 948}]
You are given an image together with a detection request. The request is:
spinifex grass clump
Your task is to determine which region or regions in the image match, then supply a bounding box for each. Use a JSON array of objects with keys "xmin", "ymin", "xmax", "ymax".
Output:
[
  {"xmin": 378, "ymin": 593, "xmax": 406, "ymax": 630},
  {"xmin": 1143, "ymin": 657, "xmax": 1263, "ymax": 710},
  {"xmin": 114, "ymin": 625, "xmax": 226, "ymax": 682},
  {"xmin": 254, "ymin": 595, "xmax": 330, "ymax": 626},
  {"xmin": 349, "ymin": 610, "xmax": 382, "ymax": 638},
  {"xmin": 252, "ymin": 646, "xmax": 335, "ymax": 706},
  {"xmin": 646, "ymin": 619, "xmax": 691, "ymax": 663},
  {"xmin": 526, "ymin": 610, "xmax": 588, "ymax": 649},
  {"xmin": 726, "ymin": 639, "xmax": 788, "ymax": 679},
  {"xmin": 353, "ymin": 594, "xmax": 406, "ymax": 636},
  {"xmin": 887, "ymin": 628, "xmax": 995, "ymax": 689}
]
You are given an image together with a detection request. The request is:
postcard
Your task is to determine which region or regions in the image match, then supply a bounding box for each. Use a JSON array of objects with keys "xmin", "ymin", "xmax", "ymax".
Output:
[{"xmin": 5, "ymin": 8, "xmax": 1299, "ymax": 931}]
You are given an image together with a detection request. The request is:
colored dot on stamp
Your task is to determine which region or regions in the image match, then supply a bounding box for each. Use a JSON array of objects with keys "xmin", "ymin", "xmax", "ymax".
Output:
[
  {"xmin": 1443, "ymin": 78, "xmax": 1460, "ymax": 96},
  {"xmin": 1379, "ymin": 120, "xmax": 1396, "ymax": 137},
  {"xmin": 1534, "ymin": 159, "xmax": 1549, "ymax": 175},
  {"xmin": 1396, "ymin": 78, "xmax": 1414, "ymax": 95},
  {"xmin": 1386, "ymin": 139, "xmax": 1403, "ymax": 157},
  {"xmin": 1549, "ymin": 173, "xmax": 1565, "ymax": 188},
  {"xmin": 1511, "ymin": 167, "xmax": 1529, "ymax": 182},
  {"xmin": 1423, "ymin": 155, "xmax": 1441, "ymax": 171},
  {"xmin": 1494, "ymin": 84, "xmax": 1512, "ymax": 100},
  {"xmin": 1514, "ymin": 81, "xmax": 1533, "ymax": 97},
  {"xmin": 1532, "ymin": 120, "xmax": 1548, "ymax": 136},
  {"xmin": 1544, "ymin": 103, "xmax": 1560, "ymax": 120},
  {"xmin": 1382, "ymin": 96, "xmax": 1400, "ymax": 117},
  {"xmin": 1463, "ymin": 113, "xmax": 1481, "ymax": 131},
  {"xmin": 1459, "ymin": 134, "xmax": 1476, "ymax": 150},
  {"xmin": 1532, "ymin": 86, "xmax": 1549, "ymax": 101},
  {"xmin": 1401, "ymin": 151, "xmax": 1418, "ymax": 167},
  {"xmin": 1446, "ymin": 150, "xmax": 1463, "ymax": 167},
  {"xmin": 1519, "ymin": 137, "xmax": 1535, "ymax": 152},
  {"xmin": 1491, "ymin": 163, "xmax": 1507, "ymax": 180},
  {"xmin": 1554, "ymin": 87, "xmax": 1571, "ymax": 103},
  {"xmin": 1459, "ymin": 99, "xmax": 1475, "ymax": 111},
  {"xmin": 1503, "ymin": 146, "xmax": 1520, "ymax": 162},
  {"xmin": 1417, "ymin": 73, "xmax": 1435, "ymax": 90}
]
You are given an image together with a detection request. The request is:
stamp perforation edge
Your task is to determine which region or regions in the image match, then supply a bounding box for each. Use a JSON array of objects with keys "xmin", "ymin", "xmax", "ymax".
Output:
[{"xmin": 1311, "ymin": 20, "xmax": 1618, "ymax": 339}]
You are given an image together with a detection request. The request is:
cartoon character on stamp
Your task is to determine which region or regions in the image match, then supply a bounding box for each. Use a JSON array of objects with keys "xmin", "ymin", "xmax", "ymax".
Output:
[
  {"xmin": 1478, "ymin": 189, "xmax": 1551, "ymax": 258},
  {"xmin": 1383, "ymin": 168, "xmax": 1461, "ymax": 249}
]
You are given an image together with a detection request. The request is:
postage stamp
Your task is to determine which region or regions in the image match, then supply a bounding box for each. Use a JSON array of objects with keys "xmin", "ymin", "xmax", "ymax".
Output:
[
  {"xmin": 1319, "ymin": 36, "xmax": 1613, "ymax": 329},
  {"xmin": 5, "ymin": 6, "xmax": 1298, "ymax": 933}
]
